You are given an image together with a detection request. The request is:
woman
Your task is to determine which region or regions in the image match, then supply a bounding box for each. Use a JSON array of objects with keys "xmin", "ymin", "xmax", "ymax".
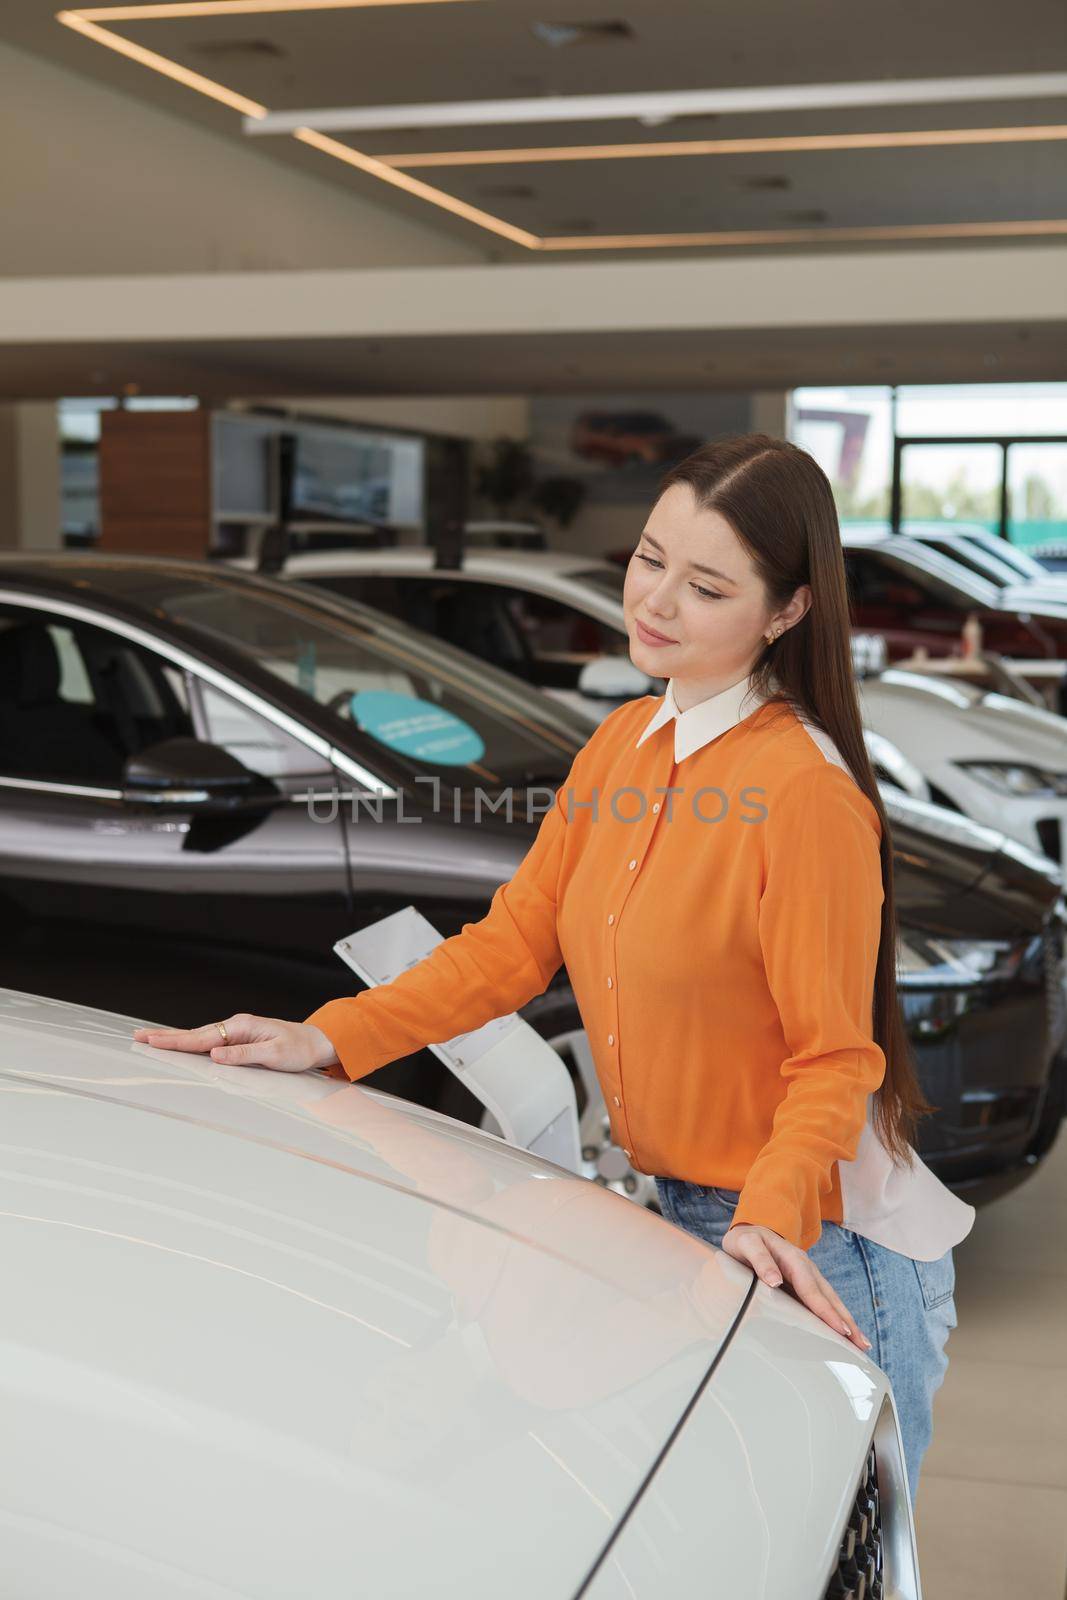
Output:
[{"xmin": 136, "ymin": 433, "xmax": 974, "ymax": 1505}]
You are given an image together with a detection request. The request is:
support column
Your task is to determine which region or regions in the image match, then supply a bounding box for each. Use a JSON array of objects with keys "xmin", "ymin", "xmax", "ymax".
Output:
[
  {"xmin": 0, "ymin": 402, "xmax": 61, "ymax": 550},
  {"xmin": 750, "ymin": 391, "xmax": 791, "ymax": 441}
]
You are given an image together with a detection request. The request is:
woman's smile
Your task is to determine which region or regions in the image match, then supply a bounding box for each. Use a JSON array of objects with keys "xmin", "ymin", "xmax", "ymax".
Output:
[{"xmin": 635, "ymin": 618, "xmax": 679, "ymax": 646}]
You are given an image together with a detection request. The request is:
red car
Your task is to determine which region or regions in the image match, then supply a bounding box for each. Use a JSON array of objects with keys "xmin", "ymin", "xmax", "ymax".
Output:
[{"xmin": 571, "ymin": 411, "xmax": 702, "ymax": 469}]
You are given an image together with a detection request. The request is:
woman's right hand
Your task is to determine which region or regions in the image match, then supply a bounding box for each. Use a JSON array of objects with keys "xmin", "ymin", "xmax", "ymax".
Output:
[{"xmin": 132, "ymin": 1013, "xmax": 341, "ymax": 1075}]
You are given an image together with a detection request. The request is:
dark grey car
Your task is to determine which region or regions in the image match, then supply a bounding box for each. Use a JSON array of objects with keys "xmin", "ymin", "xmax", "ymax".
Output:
[
  {"xmin": 0, "ymin": 554, "xmax": 1063, "ymax": 1205},
  {"xmin": 0, "ymin": 554, "xmax": 589, "ymax": 1122}
]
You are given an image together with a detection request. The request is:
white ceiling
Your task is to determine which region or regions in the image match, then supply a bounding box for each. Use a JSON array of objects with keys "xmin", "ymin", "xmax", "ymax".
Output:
[{"xmin": 5, "ymin": 0, "xmax": 1066, "ymax": 261}]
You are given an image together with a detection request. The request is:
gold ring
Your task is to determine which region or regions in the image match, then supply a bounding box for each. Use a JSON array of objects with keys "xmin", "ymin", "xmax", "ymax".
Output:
[{"xmin": 215, "ymin": 1021, "xmax": 228, "ymax": 1044}]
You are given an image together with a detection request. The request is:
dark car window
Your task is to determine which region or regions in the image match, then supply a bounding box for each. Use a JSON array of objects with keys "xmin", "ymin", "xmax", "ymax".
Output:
[
  {"xmin": 922, "ymin": 540, "xmax": 1011, "ymax": 587},
  {"xmin": 303, "ymin": 574, "xmax": 532, "ymax": 672},
  {"xmin": 312, "ymin": 573, "xmax": 407, "ymax": 620},
  {"xmin": 194, "ymin": 681, "xmax": 332, "ymax": 780},
  {"xmin": 498, "ymin": 588, "xmax": 626, "ymax": 662},
  {"xmin": 58, "ymin": 568, "xmax": 587, "ymax": 790},
  {"xmin": 308, "ymin": 571, "xmax": 624, "ymax": 684},
  {"xmin": 844, "ymin": 552, "xmax": 960, "ymax": 611},
  {"xmin": 0, "ymin": 604, "xmax": 194, "ymax": 785}
]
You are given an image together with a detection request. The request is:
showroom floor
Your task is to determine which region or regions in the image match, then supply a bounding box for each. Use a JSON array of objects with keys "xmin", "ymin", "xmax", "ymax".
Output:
[{"xmin": 915, "ymin": 1129, "xmax": 1067, "ymax": 1598}]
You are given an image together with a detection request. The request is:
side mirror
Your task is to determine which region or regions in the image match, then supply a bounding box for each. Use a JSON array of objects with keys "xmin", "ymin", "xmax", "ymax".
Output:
[
  {"xmin": 577, "ymin": 655, "xmax": 654, "ymax": 700},
  {"xmin": 123, "ymin": 738, "xmax": 280, "ymax": 809}
]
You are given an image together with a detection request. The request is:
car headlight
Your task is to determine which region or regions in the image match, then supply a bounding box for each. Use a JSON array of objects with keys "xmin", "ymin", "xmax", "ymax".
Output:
[
  {"xmin": 897, "ymin": 926, "xmax": 1028, "ymax": 986},
  {"xmin": 956, "ymin": 760, "xmax": 1067, "ymax": 798}
]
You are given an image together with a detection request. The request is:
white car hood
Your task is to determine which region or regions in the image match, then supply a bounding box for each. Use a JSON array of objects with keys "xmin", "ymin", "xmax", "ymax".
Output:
[
  {"xmin": 861, "ymin": 673, "xmax": 1067, "ymax": 766},
  {"xmin": 0, "ymin": 989, "xmax": 753, "ymax": 1599}
]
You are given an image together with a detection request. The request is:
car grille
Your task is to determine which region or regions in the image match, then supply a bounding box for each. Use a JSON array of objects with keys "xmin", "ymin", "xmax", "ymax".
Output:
[{"xmin": 823, "ymin": 1442, "xmax": 883, "ymax": 1600}]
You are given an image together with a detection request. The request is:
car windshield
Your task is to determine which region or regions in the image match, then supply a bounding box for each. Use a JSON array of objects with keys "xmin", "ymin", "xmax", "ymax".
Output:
[
  {"xmin": 923, "ymin": 539, "xmax": 1013, "ymax": 587},
  {"xmin": 969, "ymin": 536, "xmax": 1049, "ymax": 582},
  {"xmin": 80, "ymin": 565, "xmax": 589, "ymax": 788},
  {"xmin": 572, "ymin": 565, "xmax": 627, "ymax": 602}
]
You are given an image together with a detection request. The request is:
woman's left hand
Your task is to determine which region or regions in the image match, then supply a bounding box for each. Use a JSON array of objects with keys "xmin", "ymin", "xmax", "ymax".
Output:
[{"xmin": 722, "ymin": 1222, "xmax": 872, "ymax": 1351}]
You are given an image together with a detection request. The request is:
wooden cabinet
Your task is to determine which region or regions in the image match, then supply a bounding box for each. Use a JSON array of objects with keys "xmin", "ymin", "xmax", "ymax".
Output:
[{"xmin": 99, "ymin": 409, "xmax": 210, "ymax": 556}]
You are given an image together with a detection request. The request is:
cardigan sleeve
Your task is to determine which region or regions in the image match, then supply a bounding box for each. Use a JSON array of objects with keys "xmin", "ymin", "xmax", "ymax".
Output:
[
  {"xmin": 729, "ymin": 764, "xmax": 888, "ymax": 1250},
  {"xmin": 303, "ymin": 755, "xmax": 582, "ymax": 1083}
]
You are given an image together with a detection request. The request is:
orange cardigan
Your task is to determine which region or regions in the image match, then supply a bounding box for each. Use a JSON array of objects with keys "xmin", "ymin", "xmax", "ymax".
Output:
[{"xmin": 305, "ymin": 693, "xmax": 887, "ymax": 1251}]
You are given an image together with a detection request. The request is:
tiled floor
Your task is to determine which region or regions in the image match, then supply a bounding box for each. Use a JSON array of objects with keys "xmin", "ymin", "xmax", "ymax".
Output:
[{"xmin": 915, "ymin": 1125, "xmax": 1067, "ymax": 1599}]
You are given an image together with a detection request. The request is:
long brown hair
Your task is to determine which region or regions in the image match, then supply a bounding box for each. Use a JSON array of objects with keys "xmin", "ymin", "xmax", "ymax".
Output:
[{"xmin": 657, "ymin": 432, "xmax": 933, "ymax": 1165}]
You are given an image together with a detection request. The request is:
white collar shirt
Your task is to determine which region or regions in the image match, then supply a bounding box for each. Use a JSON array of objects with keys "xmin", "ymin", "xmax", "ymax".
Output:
[{"xmin": 635, "ymin": 671, "xmax": 771, "ymax": 764}]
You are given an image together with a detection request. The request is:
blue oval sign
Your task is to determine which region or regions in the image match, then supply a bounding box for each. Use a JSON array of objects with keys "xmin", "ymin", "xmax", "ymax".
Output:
[{"xmin": 349, "ymin": 690, "xmax": 486, "ymax": 766}]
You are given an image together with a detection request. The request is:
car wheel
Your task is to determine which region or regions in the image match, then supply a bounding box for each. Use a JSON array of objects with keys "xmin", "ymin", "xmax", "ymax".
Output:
[{"xmin": 481, "ymin": 990, "xmax": 661, "ymax": 1212}]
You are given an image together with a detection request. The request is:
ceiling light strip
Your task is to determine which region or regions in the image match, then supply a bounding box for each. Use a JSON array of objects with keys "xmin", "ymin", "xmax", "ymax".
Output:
[
  {"xmin": 540, "ymin": 219, "xmax": 1067, "ymax": 251},
  {"xmin": 292, "ymin": 126, "xmax": 541, "ymax": 248},
  {"xmin": 57, "ymin": 9, "xmax": 269, "ymax": 116},
  {"xmin": 56, "ymin": 8, "xmax": 1067, "ymax": 257},
  {"xmin": 383, "ymin": 123, "xmax": 1067, "ymax": 168},
  {"xmin": 76, "ymin": 0, "xmax": 479, "ymax": 17},
  {"xmin": 245, "ymin": 74, "xmax": 1067, "ymax": 137}
]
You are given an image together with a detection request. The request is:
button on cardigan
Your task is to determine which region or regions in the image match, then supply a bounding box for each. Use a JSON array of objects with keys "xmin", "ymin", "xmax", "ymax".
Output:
[{"xmin": 306, "ymin": 671, "xmax": 976, "ymax": 1260}]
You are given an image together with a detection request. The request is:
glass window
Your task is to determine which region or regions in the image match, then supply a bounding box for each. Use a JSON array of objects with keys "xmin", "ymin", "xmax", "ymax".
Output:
[
  {"xmin": 843, "ymin": 553, "xmax": 956, "ymax": 611},
  {"xmin": 304, "ymin": 573, "xmax": 409, "ymax": 622},
  {"xmin": 917, "ymin": 539, "xmax": 1015, "ymax": 588},
  {"xmin": 67, "ymin": 568, "xmax": 589, "ymax": 790},
  {"xmin": 791, "ymin": 386, "xmax": 894, "ymax": 523},
  {"xmin": 303, "ymin": 573, "xmax": 530, "ymax": 669},
  {"xmin": 0, "ymin": 605, "xmax": 194, "ymax": 785},
  {"xmin": 844, "ymin": 560, "xmax": 927, "ymax": 614},
  {"xmin": 196, "ymin": 682, "xmax": 333, "ymax": 780},
  {"xmin": 964, "ymin": 532, "xmax": 1047, "ymax": 581},
  {"xmin": 899, "ymin": 442, "xmax": 1003, "ymax": 531},
  {"xmin": 48, "ymin": 623, "xmax": 95, "ymax": 703},
  {"xmin": 1007, "ymin": 443, "xmax": 1067, "ymax": 555},
  {"xmin": 499, "ymin": 588, "xmax": 626, "ymax": 662},
  {"xmin": 895, "ymin": 383, "xmax": 1067, "ymax": 439}
]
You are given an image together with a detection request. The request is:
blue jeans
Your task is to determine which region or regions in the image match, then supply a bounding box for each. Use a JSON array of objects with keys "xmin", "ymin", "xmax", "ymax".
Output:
[{"xmin": 654, "ymin": 1178, "xmax": 957, "ymax": 1506}]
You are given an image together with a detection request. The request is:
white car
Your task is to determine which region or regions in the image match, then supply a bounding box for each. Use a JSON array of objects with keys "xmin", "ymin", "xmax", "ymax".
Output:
[
  {"xmin": 862, "ymin": 668, "xmax": 1067, "ymax": 870},
  {"xmin": 893, "ymin": 523, "xmax": 1067, "ymax": 611},
  {"xmin": 231, "ymin": 545, "xmax": 656, "ymax": 724},
  {"xmin": 0, "ymin": 987, "xmax": 920, "ymax": 1600}
]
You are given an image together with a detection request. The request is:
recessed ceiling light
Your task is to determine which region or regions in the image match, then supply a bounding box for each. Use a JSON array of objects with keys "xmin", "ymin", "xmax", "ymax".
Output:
[
  {"xmin": 531, "ymin": 19, "xmax": 633, "ymax": 47},
  {"xmin": 477, "ymin": 182, "xmax": 537, "ymax": 199},
  {"xmin": 738, "ymin": 174, "xmax": 792, "ymax": 191},
  {"xmin": 190, "ymin": 37, "xmax": 286, "ymax": 58}
]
